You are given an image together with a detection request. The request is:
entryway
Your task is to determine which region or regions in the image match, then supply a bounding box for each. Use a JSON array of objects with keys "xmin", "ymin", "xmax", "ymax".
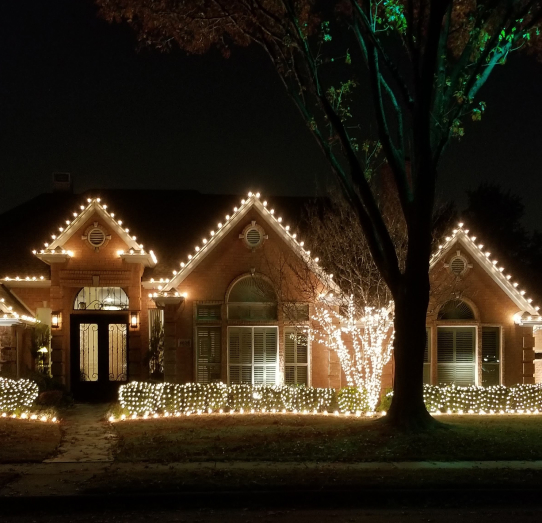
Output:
[{"xmin": 70, "ymin": 314, "xmax": 128, "ymax": 402}]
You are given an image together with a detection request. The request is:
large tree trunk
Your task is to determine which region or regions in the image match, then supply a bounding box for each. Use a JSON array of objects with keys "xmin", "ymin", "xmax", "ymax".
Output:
[{"xmin": 385, "ymin": 240, "xmax": 437, "ymax": 430}]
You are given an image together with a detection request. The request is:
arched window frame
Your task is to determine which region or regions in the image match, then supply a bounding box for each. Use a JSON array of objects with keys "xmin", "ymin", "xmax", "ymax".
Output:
[
  {"xmin": 74, "ymin": 287, "xmax": 129, "ymax": 311},
  {"xmin": 226, "ymin": 274, "xmax": 278, "ymax": 321}
]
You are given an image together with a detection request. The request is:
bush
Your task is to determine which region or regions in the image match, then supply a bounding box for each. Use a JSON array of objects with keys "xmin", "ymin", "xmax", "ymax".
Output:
[
  {"xmin": 0, "ymin": 377, "xmax": 39, "ymax": 414},
  {"xmin": 423, "ymin": 384, "xmax": 542, "ymax": 413},
  {"xmin": 337, "ymin": 387, "xmax": 370, "ymax": 413},
  {"xmin": 119, "ymin": 382, "xmax": 337, "ymax": 416}
]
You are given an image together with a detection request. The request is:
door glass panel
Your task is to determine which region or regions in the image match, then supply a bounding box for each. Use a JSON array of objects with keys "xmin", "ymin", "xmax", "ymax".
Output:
[
  {"xmin": 109, "ymin": 324, "xmax": 127, "ymax": 381},
  {"xmin": 80, "ymin": 323, "xmax": 98, "ymax": 381}
]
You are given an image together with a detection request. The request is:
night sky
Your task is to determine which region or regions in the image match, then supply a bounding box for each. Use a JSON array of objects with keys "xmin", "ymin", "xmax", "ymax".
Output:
[{"xmin": 1, "ymin": 0, "xmax": 541, "ymax": 229}]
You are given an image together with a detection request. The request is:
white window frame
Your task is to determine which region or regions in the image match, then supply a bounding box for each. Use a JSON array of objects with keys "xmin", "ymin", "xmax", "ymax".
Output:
[
  {"xmin": 227, "ymin": 326, "xmax": 278, "ymax": 385},
  {"xmin": 195, "ymin": 326, "xmax": 222, "ymax": 384}
]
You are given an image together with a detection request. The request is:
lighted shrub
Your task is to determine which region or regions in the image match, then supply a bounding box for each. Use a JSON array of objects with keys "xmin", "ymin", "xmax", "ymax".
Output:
[
  {"xmin": 423, "ymin": 384, "xmax": 542, "ymax": 413},
  {"xmin": 337, "ymin": 387, "xmax": 370, "ymax": 413},
  {"xmin": 0, "ymin": 377, "xmax": 39, "ymax": 414},
  {"xmin": 119, "ymin": 381, "xmax": 336, "ymax": 415}
]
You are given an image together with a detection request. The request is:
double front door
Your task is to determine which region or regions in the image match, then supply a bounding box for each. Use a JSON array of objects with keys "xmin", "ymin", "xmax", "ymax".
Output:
[{"xmin": 70, "ymin": 314, "xmax": 128, "ymax": 402}]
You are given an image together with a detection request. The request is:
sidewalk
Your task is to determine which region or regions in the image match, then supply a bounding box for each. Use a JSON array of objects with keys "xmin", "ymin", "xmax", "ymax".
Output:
[{"xmin": 2, "ymin": 403, "xmax": 542, "ymax": 498}]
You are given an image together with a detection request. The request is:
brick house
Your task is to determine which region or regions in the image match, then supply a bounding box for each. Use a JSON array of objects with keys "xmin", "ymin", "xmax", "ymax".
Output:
[{"xmin": 0, "ymin": 187, "xmax": 539, "ymax": 400}]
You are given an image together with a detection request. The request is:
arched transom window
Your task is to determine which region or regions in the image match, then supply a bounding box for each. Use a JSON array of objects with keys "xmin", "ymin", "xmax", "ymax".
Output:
[
  {"xmin": 74, "ymin": 287, "xmax": 129, "ymax": 311},
  {"xmin": 437, "ymin": 299, "xmax": 475, "ymax": 320},
  {"xmin": 227, "ymin": 276, "xmax": 277, "ymax": 320}
]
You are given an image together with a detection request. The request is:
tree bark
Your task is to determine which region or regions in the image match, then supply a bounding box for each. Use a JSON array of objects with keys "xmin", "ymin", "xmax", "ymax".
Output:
[{"xmin": 384, "ymin": 255, "xmax": 437, "ymax": 430}]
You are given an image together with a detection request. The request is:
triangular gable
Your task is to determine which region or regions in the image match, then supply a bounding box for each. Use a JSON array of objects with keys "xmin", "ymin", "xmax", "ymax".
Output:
[
  {"xmin": 161, "ymin": 191, "xmax": 339, "ymax": 293},
  {"xmin": 0, "ymin": 284, "xmax": 37, "ymax": 325},
  {"xmin": 34, "ymin": 197, "xmax": 157, "ymax": 267},
  {"xmin": 430, "ymin": 222, "xmax": 540, "ymax": 320}
]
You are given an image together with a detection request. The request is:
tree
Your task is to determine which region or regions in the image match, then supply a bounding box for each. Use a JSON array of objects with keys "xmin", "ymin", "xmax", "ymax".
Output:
[{"xmin": 96, "ymin": 0, "xmax": 542, "ymax": 429}]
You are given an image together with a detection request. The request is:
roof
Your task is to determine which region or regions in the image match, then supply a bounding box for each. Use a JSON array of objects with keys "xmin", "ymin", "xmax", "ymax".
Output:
[
  {"xmin": 0, "ymin": 284, "xmax": 38, "ymax": 325},
  {"xmin": 0, "ymin": 189, "xmax": 312, "ymax": 281},
  {"xmin": 430, "ymin": 222, "xmax": 541, "ymax": 322},
  {"xmin": 161, "ymin": 191, "xmax": 339, "ymax": 293}
]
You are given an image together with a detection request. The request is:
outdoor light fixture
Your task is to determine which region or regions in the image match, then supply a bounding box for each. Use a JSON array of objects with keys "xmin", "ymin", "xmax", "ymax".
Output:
[
  {"xmin": 51, "ymin": 311, "xmax": 62, "ymax": 329},
  {"xmin": 130, "ymin": 311, "xmax": 139, "ymax": 329}
]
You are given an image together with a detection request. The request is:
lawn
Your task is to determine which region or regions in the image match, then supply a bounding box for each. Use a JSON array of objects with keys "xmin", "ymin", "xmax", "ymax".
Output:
[
  {"xmin": 0, "ymin": 420, "xmax": 61, "ymax": 463},
  {"xmin": 112, "ymin": 413, "xmax": 542, "ymax": 462}
]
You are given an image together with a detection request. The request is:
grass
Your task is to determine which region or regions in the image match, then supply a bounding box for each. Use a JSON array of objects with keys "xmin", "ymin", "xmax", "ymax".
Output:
[
  {"xmin": 0, "ymin": 419, "xmax": 61, "ymax": 463},
  {"xmin": 112, "ymin": 413, "xmax": 542, "ymax": 463}
]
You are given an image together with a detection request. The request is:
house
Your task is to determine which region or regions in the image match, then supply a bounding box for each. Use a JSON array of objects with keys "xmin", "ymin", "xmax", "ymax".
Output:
[{"xmin": 0, "ymin": 182, "xmax": 540, "ymax": 400}]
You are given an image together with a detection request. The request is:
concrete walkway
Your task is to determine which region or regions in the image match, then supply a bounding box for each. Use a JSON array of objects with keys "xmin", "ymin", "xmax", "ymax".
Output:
[{"xmin": 43, "ymin": 403, "xmax": 117, "ymax": 463}]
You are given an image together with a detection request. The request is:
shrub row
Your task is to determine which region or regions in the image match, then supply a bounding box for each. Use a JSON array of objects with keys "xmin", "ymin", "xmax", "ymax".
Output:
[
  {"xmin": 423, "ymin": 383, "xmax": 542, "ymax": 413},
  {"xmin": 119, "ymin": 381, "xmax": 542, "ymax": 416},
  {"xmin": 118, "ymin": 382, "xmax": 372, "ymax": 415},
  {"xmin": 0, "ymin": 377, "xmax": 39, "ymax": 414}
]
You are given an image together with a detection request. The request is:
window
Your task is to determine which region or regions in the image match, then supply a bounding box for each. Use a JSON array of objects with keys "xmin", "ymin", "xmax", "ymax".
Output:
[
  {"xmin": 197, "ymin": 327, "xmax": 222, "ymax": 383},
  {"xmin": 228, "ymin": 327, "xmax": 277, "ymax": 385},
  {"xmin": 437, "ymin": 300, "xmax": 475, "ymax": 320},
  {"xmin": 227, "ymin": 276, "xmax": 277, "ymax": 320},
  {"xmin": 482, "ymin": 327, "xmax": 500, "ymax": 386},
  {"xmin": 284, "ymin": 328, "xmax": 308, "ymax": 385},
  {"xmin": 437, "ymin": 327, "xmax": 475, "ymax": 386},
  {"xmin": 74, "ymin": 287, "xmax": 129, "ymax": 311},
  {"xmin": 424, "ymin": 328, "xmax": 431, "ymax": 384},
  {"xmin": 283, "ymin": 303, "xmax": 310, "ymax": 322},
  {"xmin": 148, "ymin": 308, "xmax": 164, "ymax": 376},
  {"xmin": 196, "ymin": 304, "xmax": 221, "ymax": 321}
]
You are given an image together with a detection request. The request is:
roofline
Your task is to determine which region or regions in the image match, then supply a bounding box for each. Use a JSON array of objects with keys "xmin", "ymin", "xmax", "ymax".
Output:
[
  {"xmin": 162, "ymin": 192, "xmax": 340, "ymax": 294},
  {"xmin": 430, "ymin": 224, "xmax": 539, "ymax": 316},
  {"xmin": 33, "ymin": 198, "xmax": 157, "ymax": 268}
]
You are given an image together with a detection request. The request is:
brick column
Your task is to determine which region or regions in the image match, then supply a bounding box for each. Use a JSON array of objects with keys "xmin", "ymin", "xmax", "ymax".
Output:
[
  {"xmin": 154, "ymin": 296, "xmax": 184, "ymax": 383},
  {"xmin": 51, "ymin": 333, "xmax": 65, "ymax": 384}
]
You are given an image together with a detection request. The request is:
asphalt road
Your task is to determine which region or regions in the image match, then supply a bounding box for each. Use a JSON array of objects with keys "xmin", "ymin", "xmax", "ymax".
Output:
[{"xmin": 1, "ymin": 507, "xmax": 542, "ymax": 523}]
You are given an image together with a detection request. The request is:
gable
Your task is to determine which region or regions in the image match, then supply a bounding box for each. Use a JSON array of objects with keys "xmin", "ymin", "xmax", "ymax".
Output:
[
  {"xmin": 159, "ymin": 192, "xmax": 338, "ymax": 295},
  {"xmin": 33, "ymin": 197, "xmax": 157, "ymax": 268},
  {"xmin": 430, "ymin": 223, "xmax": 539, "ymax": 319}
]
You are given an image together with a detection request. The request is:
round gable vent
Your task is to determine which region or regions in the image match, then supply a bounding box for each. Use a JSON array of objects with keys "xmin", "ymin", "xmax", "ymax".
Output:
[
  {"xmin": 450, "ymin": 256, "xmax": 466, "ymax": 275},
  {"xmin": 246, "ymin": 228, "xmax": 262, "ymax": 247},
  {"xmin": 88, "ymin": 228, "xmax": 106, "ymax": 247},
  {"xmin": 241, "ymin": 222, "xmax": 266, "ymax": 249}
]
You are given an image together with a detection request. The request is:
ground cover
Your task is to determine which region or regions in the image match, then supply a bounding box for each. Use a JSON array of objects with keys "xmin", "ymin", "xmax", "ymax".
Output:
[
  {"xmin": 112, "ymin": 413, "xmax": 542, "ymax": 462},
  {"xmin": 0, "ymin": 420, "xmax": 61, "ymax": 463}
]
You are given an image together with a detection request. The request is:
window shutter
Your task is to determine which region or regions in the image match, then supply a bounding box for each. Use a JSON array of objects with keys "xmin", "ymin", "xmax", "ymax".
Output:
[
  {"xmin": 437, "ymin": 327, "xmax": 475, "ymax": 386},
  {"xmin": 197, "ymin": 327, "xmax": 221, "ymax": 383},
  {"xmin": 197, "ymin": 304, "xmax": 221, "ymax": 320},
  {"xmin": 455, "ymin": 330, "xmax": 474, "ymax": 362},
  {"xmin": 284, "ymin": 328, "xmax": 308, "ymax": 386},
  {"xmin": 423, "ymin": 329, "xmax": 431, "ymax": 384},
  {"xmin": 437, "ymin": 330, "xmax": 454, "ymax": 362},
  {"xmin": 482, "ymin": 326, "xmax": 500, "ymax": 386}
]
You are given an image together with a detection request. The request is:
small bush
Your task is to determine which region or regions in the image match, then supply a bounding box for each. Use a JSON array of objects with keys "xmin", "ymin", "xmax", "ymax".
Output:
[{"xmin": 0, "ymin": 377, "xmax": 39, "ymax": 414}]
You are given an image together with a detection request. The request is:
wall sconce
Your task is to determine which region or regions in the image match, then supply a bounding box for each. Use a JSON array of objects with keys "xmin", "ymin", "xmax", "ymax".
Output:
[
  {"xmin": 130, "ymin": 311, "xmax": 140, "ymax": 329},
  {"xmin": 51, "ymin": 311, "xmax": 62, "ymax": 330}
]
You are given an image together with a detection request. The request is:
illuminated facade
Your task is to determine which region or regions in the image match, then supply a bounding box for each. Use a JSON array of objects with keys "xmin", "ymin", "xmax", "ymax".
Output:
[{"xmin": 0, "ymin": 189, "xmax": 539, "ymax": 400}]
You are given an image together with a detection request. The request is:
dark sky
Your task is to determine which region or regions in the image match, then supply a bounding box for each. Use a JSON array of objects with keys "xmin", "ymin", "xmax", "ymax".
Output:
[{"xmin": 1, "ymin": 0, "xmax": 541, "ymax": 229}]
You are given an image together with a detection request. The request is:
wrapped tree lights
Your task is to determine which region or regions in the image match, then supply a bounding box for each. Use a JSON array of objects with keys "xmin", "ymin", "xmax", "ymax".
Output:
[{"xmin": 310, "ymin": 297, "xmax": 394, "ymax": 412}]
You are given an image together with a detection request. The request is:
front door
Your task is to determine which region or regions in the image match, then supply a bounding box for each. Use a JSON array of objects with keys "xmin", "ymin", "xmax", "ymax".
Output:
[{"xmin": 70, "ymin": 314, "xmax": 129, "ymax": 402}]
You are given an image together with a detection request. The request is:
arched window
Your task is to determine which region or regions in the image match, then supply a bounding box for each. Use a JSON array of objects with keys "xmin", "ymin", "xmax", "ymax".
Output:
[
  {"xmin": 437, "ymin": 299, "xmax": 475, "ymax": 320},
  {"xmin": 227, "ymin": 276, "xmax": 277, "ymax": 320},
  {"xmin": 74, "ymin": 287, "xmax": 129, "ymax": 311}
]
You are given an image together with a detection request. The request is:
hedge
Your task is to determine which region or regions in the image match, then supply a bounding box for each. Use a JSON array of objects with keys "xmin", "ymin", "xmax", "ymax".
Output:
[
  {"xmin": 0, "ymin": 377, "xmax": 39, "ymax": 414},
  {"xmin": 119, "ymin": 381, "xmax": 542, "ymax": 416}
]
